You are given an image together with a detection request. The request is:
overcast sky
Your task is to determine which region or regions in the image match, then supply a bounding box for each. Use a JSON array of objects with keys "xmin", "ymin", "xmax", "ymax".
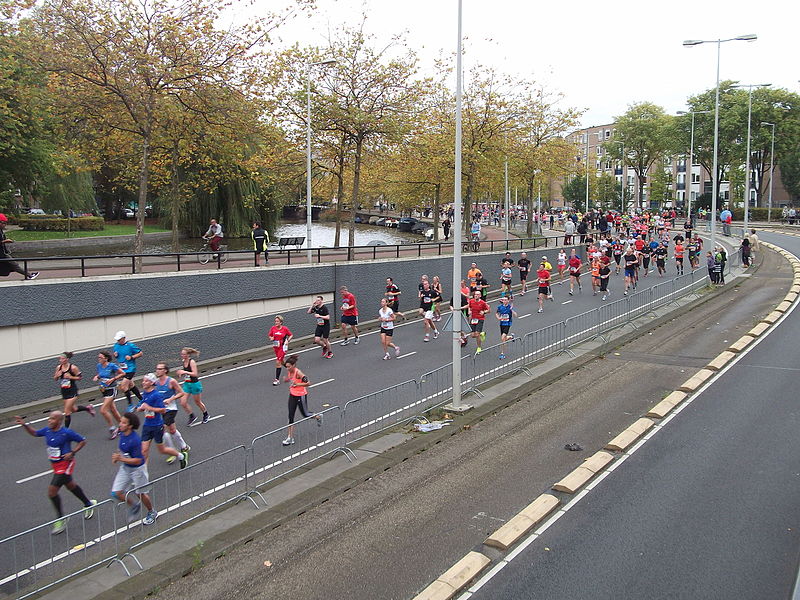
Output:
[{"xmin": 270, "ymin": 0, "xmax": 797, "ymax": 128}]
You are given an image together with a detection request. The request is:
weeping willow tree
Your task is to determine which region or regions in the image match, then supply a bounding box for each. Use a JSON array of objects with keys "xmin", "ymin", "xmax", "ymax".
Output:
[{"xmin": 38, "ymin": 170, "xmax": 96, "ymax": 214}]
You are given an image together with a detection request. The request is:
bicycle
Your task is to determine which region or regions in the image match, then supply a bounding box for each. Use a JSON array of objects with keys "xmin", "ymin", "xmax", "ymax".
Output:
[
  {"xmin": 198, "ymin": 240, "xmax": 229, "ymax": 265},
  {"xmin": 462, "ymin": 233, "xmax": 480, "ymax": 252}
]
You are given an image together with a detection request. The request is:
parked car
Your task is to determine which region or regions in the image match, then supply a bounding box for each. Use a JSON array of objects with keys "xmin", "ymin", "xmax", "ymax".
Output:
[
  {"xmin": 122, "ymin": 208, "xmax": 135, "ymax": 219},
  {"xmin": 398, "ymin": 217, "xmax": 419, "ymax": 232},
  {"xmin": 28, "ymin": 208, "xmax": 45, "ymax": 215}
]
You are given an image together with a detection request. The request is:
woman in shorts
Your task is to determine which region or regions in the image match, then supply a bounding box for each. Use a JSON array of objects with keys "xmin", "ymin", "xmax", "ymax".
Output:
[
  {"xmin": 281, "ymin": 355, "xmax": 320, "ymax": 446},
  {"xmin": 568, "ymin": 250, "xmax": 582, "ymax": 295},
  {"xmin": 378, "ymin": 298, "xmax": 400, "ymax": 359},
  {"xmin": 268, "ymin": 315, "xmax": 293, "ymax": 386},
  {"xmin": 54, "ymin": 351, "xmax": 94, "ymax": 428},
  {"xmin": 431, "ymin": 275, "xmax": 444, "ymax": 321},
  {"xmin": 93, "ymin": 350, "xmax": 125, "ymax": 439},
  {"xmin": 176, "ymin": 348, "xmax": 209, "ymax": 425},
  {"xmin": 556, "ymin": 249, "xmax": 567, "ymax": 284}
]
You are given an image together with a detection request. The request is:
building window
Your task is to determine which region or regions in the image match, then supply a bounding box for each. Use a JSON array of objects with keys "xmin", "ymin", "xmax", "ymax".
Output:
[
  {"xmin": 605, "ymin": 130, "xmax": 611, "ymax": 138},
  {"xmin": 677, "ymin": 173, "xmax": 686, "ymax": 184},
  {"xmin": 692, "ymin": 173, "xmax": 700, "ymax": 183}
]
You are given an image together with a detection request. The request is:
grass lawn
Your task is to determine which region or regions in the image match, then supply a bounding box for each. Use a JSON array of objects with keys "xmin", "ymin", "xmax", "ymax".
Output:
[{"xmin": 9, "ymin": 223, "xmax": 170, "ymax": 241}]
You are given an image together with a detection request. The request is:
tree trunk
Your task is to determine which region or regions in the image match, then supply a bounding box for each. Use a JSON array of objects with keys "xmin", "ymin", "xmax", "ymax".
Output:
[
  {"xmin": 637, "ymin": 172, "xmax": 646, "ymax": 211},
  {"xmin": 134, "ymin": 136, "xmax": 150, "ymax": 271},
  {"xmin": 334, "ymin": 133, "xmax": 347, "ymax": 248},
  {"xmin": 348, "ymin": 135, "xmax": 364, "ymax": 260},
  {"xmin": 433, "ymin": 183, "xmax": 440, "ymax": 241},
  {"xmin": 170, "ymin": 142, "xmax": 181, "ymax": 252},
  {"xmin": 526, "ymin": 176, "xmax": 534, "ymax": 238}
]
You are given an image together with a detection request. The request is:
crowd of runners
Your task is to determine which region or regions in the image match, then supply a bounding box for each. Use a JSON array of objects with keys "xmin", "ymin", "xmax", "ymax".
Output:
[{"xmin": 14, "ymin": 215, "xmax": 744, "ymax": 535}]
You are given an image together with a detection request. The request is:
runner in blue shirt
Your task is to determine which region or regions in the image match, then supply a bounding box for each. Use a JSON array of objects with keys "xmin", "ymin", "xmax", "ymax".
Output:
[
  {"xmin": 112, "ymin": 412, "xmax": 157, "ymax": 525},
  {"xmin": 112, "ymin": 331, "xmax": 143, "ymax": 409},
  {"xmin": 93, "ymin": 350, "xmax": 126, "ymax": 439},
  {"xmin": 495, "ymin": 296, "xmax": 518, "ymax": 360},
  {"xmin": 136, "ymin": 373, "xmax": 187, "ymax": 468},
  {"xmin": 14, "ymin": 411, "xmax": 96, "ymax": 534}
]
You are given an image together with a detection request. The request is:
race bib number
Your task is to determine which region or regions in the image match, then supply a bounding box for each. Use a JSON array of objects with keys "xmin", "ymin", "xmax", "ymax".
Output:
[
  {"xmin": 60, "ymin": 378, "xmax": 71, "ymax": 389},
  {"xmin": 272, "ymin": 340, "xmax": 280, "ymax": 347},
  {"xmin": 423, "ymin": 296, "xmax": 431, "ymax": 303},
  {"xmin": 316, "ymin": 317, "xmax": 325, "ymax": 325},
  {"xmin": 118, "ymin": 363, "xmax": 128, "ymax": 371},
  {"xmin": 145, "ymin": 410, "xmax": 155, "ymax": 419},
  {"xmin": 47, "ymin": 446, "xmax": 61, "ymax": 460},
  {"xmin": 470, "ymin": 318, "xmax": 479, "ymax": 325},
  {"xmin": 500, "ymin": 314, "xmax": 509, "ymax": 321}
]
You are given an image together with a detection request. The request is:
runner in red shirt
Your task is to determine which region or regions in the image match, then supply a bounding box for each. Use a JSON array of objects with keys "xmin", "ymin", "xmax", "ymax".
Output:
[
  {"xmin": 467, "ymin": 290, "xmax": 490, "ymax": 353},
  {"xmin": 339, "ymin": 286, "xmax": 360, "ymax": 346},
  {"xmin": 536, "ymin": 265, "xmax": 551, "ymax": 313},
  {"xmin": 568, "ymin": 250, "xmax": 582, "ymax": 295},
  {"xmin": 268, "ymin": 315, "xmax": 293, "ymax": 386}
]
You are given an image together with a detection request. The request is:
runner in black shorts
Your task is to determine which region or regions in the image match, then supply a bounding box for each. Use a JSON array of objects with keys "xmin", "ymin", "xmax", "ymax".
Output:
[
  {"xmin": 385, "ymin": 277, "xmax": 404, "ymax": 319},
  {"xmin": 54, "ymin": 352, "xmax": 94, "ymax": 427},
  {"xmin": 517, "ymin": 252, "xmax": 531, "ymax": 295},
  {"xmin": 308, "ymin": 296, "xmax": 333, "ymax": 358}
]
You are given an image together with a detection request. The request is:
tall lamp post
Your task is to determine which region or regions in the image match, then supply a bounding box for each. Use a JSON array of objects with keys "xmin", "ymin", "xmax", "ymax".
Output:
[
  {"xmin": 683, "ymin": 34, "xmax": 757, "ymax": 254},
  {"xmin": 676, "ymin": 110, "xmax": 710, "ymax": 223},
  {"xmin": 584, "ymin": 131, "xmax": 590, "ymax": 214},
  {"xmin": 761, "ymin": 121, "xmax": 776, "ymax": 223},
  {"xmin": 731, "ymin": 84, "xmax": 770, "ymax": 235},
  {"xmin": 449, "ymin": 0, "xmax": 469, "ymax": 412},
  {"xmin": 612, "ymin": 140, "xmax": 625, "ymax": 212},
  {"xmin": 306, "ymin": 58, "xmax": 337, "ymax": 261}
]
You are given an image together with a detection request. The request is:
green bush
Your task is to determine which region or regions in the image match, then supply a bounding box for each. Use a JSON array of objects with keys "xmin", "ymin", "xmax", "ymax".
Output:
[
  {"xmin": 731, "ymin": 207, "xmax": 776, "ymax": 221},
  {"xmin": 17, "ymin": 216, "xmax": 105, "ymax": 231}
]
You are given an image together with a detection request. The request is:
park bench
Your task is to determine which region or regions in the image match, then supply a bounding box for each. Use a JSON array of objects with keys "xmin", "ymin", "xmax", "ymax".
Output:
[{"xmin": 275, "ymin": 236, "xmax": 305, "ymax": 251}]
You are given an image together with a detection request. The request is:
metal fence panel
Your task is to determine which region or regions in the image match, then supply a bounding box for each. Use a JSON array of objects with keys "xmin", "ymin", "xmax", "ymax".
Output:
[
  {"xmin": 0, "ymin": 498, "xmax": 120, "ymax": 600},
  {"xmin": 468, "ymin": 336, "xmax": 525, "ymax": 391},
  {"xmin": 564, "ymin": 308, "xmax": 601, "ymax": 347},
  {"xmin": 249, "ymin": 406, "xmax": 343, "ymax": 493},
  {"xmin": 122, "ymin": 445, "xmax": 250, "ymax": 553},
  {"xmin": 520, "ymin": 321, "xmax": 566, "ymax": 364},
  {"xmin": 342, "ymin": 380, "xmax": 419, "ymax": 447}
]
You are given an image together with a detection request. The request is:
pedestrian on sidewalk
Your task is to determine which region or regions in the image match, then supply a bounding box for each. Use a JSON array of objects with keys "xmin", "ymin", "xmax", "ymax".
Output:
[
  {"xmin": 14, "ymin": 411, "xmax": 96, "ymax": 535},
  {"xmin": 0, "ymin": 213, "xmax": 38, "ymax": 280},
  {"xmin": 251, "ymin": 222, "xmax": 269, "ymax": 266}
]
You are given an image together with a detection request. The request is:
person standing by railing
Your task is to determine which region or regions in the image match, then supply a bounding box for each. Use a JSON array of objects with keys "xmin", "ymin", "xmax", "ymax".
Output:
[
  {"xmin": 14, "ymin": 411, "xmax": 97, "ymax": 535},
  {"xmin": 251, "ymin": 222, "xmax": 269, "ymax": 266}
]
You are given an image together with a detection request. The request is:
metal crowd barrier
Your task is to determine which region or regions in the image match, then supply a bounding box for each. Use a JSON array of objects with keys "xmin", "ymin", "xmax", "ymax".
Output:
[
  {"xmin": 1, "ymin": 267, "xmax": 716, "ymax": 599},
  {"xmin": 342, "ymin": 379, "xmax": 420, "ymax": 447}
]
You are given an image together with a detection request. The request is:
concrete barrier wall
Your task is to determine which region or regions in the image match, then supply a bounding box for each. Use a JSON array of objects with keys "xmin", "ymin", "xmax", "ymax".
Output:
[{"xmin": 0, "ymin": 246, "xmax": 563, "ymax": 408}]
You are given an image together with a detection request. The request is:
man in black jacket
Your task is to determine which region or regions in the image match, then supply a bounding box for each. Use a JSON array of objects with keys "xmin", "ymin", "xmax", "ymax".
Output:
[{"xmin": 251, "ymin": 222, "xmax": 269, "ymax": 266}]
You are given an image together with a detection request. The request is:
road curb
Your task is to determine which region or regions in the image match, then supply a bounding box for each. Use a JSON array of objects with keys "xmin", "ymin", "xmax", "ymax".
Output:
[
  {"xmin": 678, "ymin": 368, "xmax": 715, "ymax": 392},
  {"xmin": 552, "ymin": 451, "xmax": 614, "ymax": 494},
  {"xmin": 605, "ymin": 418, "xmax": 654, "ymax": 452},
  {"xmin": 413, "ymin": 551, "xmax": 491, "ymax": 600},
  {"xmin": 483, "ymin": 494, "xmax": 560, "ymax": 551},
  {"xmin": 646, "ymin": 391, "xmax": 687, "ymax": 418}
]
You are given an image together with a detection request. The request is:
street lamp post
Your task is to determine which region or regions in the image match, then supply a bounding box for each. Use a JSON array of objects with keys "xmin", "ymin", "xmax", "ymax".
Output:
[
  {"xmin": 584, "ymin": 131, "xmax": 590, "ymax": 214},
  {"xmin": 677, "ymin": 110, "xmax": 711, "ymax": 224},
  {"xmin": 731, "ymin": 84, "xmax": 770, "ymax": 235},
  {"xmin": 683, "ymin": 34, "xmax": 757, "ymax": 254},
  {"xmin": 612, "ymin": 140, "xmax": 625, "ymax": 213},
  {"xmin": 762, "ymin": 121, "xmax": 776, "ymax": 223},
  {"xmin": 306, "ymin": 58, "xmax": 337, "ymax": 261},
  {"xmin": 449, "ymin": 0, "xmax": 469, "ymax": 412}
]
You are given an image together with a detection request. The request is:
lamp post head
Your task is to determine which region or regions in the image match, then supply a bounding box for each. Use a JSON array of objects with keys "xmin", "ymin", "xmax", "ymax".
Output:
[
  {"xmin": 735, "ymin": 34, "xmax": 757, "ymax": 41},
  {"xmin": 761, "ymin": 121, "xmax": 774, "ymax": 127},
  {"xmin": 683, "ymin": 40, "xmax": 703, "ymax": 46}
]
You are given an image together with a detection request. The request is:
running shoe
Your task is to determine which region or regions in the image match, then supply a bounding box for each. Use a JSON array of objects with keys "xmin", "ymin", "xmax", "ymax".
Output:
[
  {"xmin": 124, "ymin": 403, "xmax": 134, "ymax": 413},
  {"xmin": 26, "ymin": 272, "xmax": 39, "ymax": 280},
  {"xmin": 179, "ymin": 452, "xmax": 188, "ymax": 469},
  {"xmin": 127, "ymin": 502, "xmax": 142, "ymax": 523},
  {"xmin": 475, "ymin": 347, "xmax": 482, "ymax": 354},
  {"xmin": 353, "ymin": 338, "xmax": 360, "ymax": 345},
  {"xmin": 340, "ymin": 339, "xmax": 350, "ymax": 346},
  {"xmin": 182, "ymin": 445, "xmax": 191, "ymax": 453},
  {"xmin": 187, "ymin": 414, "xmax": 197, "ymax": 426},
  {"xmin": 395, "ymin": 346, "xmax": 400, "ymax": 357},
  {"xmin": 321, "ymin": 348, "xmax": 328, "ymax": 357},
  {"xmin": 325, "ymin": 352, "xmax": 334, "ymax": 359},
  {"xmin": 568, "ymin": 291, "xmax": 573, "ymax": 296},
  {"xmin": 272, "ymin": 379, "xmax": 280, "ymax": 386},
  {"xmin": 602, "ymin": 295, "xmax": 607, "ymax": 301},
  {"xmin": 424, "ymin": 335, "xmax": 430, "ymax": 342},
  {"xmin": 433, "ymin": 330, "xmax": 439, "ymax": 339},
  {"xmin": 498, "ymin": 353, "xmax": 505, "ymax": 360},
  {"xmin": 86, "ymin": 404, "xmax": 96, "ymax": 417},
  {"xmin": 51, "ymin": 518, "xmax": 67, "ymax": 535},
  {"xmin": 202, "ymin": 413, "xmax": 209, "ymax": 424},
  {"xmin": 143, "ymin": 510, "xmax": 158, "ymax": 526},
  {"xmin": 623, "ymin": 290, "xmax": 628, "ymax": 295},
  {"xmin": 166, "ymin": 455, "xmax": 176, "ymax": 464},
  {"xmin": 109, "ymin": 427, "xmax": 119, "ymax": 440},
  {"xmin": 281, "ymin": 436, "xmax": 295, "ymax": 446},
  {"xmin": 538, "ymin": 308, "xmax": 543, "ymax": 313},
  {"xmin": 383, "ymin": 353, "xmax": 390, "ymax": 360},
  {"xmin": 520, "ymin": 291, "xmax": 525, "ymax": 295},
  {"xmin": 84, "ymin": 499, "xmax": 97, "ymax": 520}
]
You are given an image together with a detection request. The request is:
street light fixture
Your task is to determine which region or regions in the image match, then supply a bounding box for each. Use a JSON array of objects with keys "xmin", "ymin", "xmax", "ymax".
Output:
[
  {"xmin": 730, "ymin": 84, "xmax": 771, "ymax": 234},
  {"xmin": 683, "ymin": 34, "xmax": 757, "ymax": 254},
  {"xmin": 306, "ymin": 58, "xmax": 337, "ymax": 261},
  {"xmin": 677, "ymin": 109, "xmax": 711, "ymax": 222},
  {"xmin": 761, "ymin": 121, "xmax": 776, "ymax": 222},
  {"xmin": 612, "ymin": 140, "xmax": 625, "ymax": 212}
]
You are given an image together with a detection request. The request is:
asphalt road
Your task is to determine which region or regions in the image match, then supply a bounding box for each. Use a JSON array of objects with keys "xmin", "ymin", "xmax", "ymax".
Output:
[
  {"xmin": 466, "ymin": 231, "xmax": 800, "ymax": 600},
  {"xmin": 0, "ymin": 250, "xmax": 707, "ymax": 544},
  {"xmin": 138, "ymin": 235, "xmax": 787, "ymax": 600}
]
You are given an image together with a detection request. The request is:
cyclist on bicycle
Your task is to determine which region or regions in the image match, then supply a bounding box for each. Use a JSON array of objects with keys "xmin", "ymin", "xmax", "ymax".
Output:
[{"xmin": 203, "ymin": 219, "xmax": 224, "ymax": 253}]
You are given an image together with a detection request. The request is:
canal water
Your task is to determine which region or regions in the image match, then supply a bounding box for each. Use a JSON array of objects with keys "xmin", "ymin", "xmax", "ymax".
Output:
[{"xmin": 16, "ymin": 221, "xmax": 420, "ymax": 257}]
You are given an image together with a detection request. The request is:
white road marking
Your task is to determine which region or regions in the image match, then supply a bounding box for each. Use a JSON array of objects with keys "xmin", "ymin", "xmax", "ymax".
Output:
[
  {"xmin": 188, "ymin": 414, "xmax": 225, "ymax": 427},
  {"xmin": 519, "ymin": 314, "xmax": 531, "ymax": 319},
  {"xmin": 397, "ymin": 352, "xmax": 417, "ymax": 359},
  {"xmin": 16, "ymin": 470, "xmax": 51, "ymax": 485},
  {"xmin": 562, "ymin": 300, "xmax": 573, "ymax": 305},
  {"xmin": 309, "ymin": 378, "xmax": 334, "ymax": 388}
]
